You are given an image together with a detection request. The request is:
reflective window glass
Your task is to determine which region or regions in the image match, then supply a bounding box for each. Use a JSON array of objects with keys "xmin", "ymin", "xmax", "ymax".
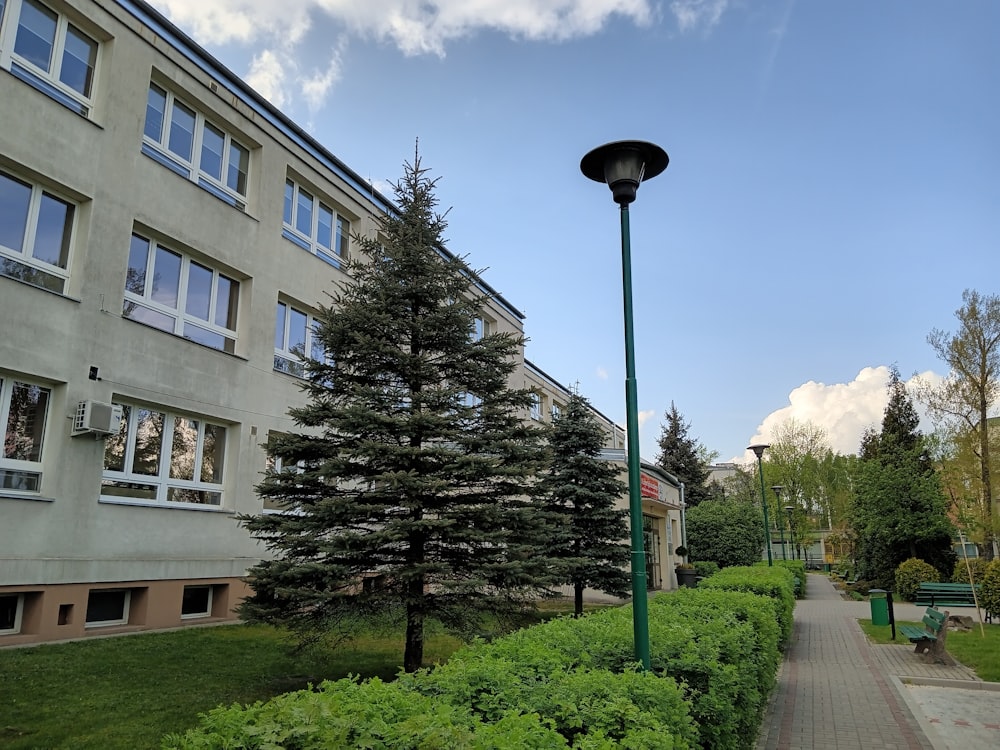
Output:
[
  {"xmin": 103, "ymin": 404, "xmax": 130, "ymax": 473},
  {"xmin": 227, "ymin": 142, "xmax": 248, "ymax": 195},
  {"xmin": 201, "ymin": 424, "xmax": 225, "ymax": 483},
  {"xmin": 0, "ymin": 173, "xmax": 31, "ymax": 254},
  {"xmin": 150, "ymin": 246, "xmax": 181, "ymax": 308},
  {"xmin": 275, "ymin": 302, "xmax": 287, "ymax": 349},
  {"xmin": 295, "ymin": 188, "xmax": 312, "ymax": 236},
  {"xmin": 168, "ymin": 101, "xmax": 196, "ymax": 161},
  {"xmin": 31, "ymin": 192, "xmax": 72, "ymax": 268},
  {"xmin": 283, "ymin": 181, "xmax": 293, "ymax": 225},
  {"xmin": 215, "ymin": 275, "xmax": 238, "ymax": 329},
  {"xmin": 60, "ymin": 24, "xmax": 97, "ymax": 96},
  {"xmin": 169, "ymin": 417, "xmax": 198, "ymax": 480},
  {"xmin": 14, "ymin": 0, "xmax": 57, "ymax": 73},
  {"xmin": 4, "ymin": 382, "xmax": 49, "ymax": 461},
  {"xmin": 125, "ymin": 235, "xmax": 149, "ymax": 295},
  {"xmin": 199, "ymin": 123, "xmax": 225, "ymax": 181},
  {"xmin": 288, "ymin": 308, "xmax": 307, "ymax": 355},
  {"xmin": 131, "ymin": 409, "xmax": 164, "ymax": 476},
  {"xmin": 144, "ymin": 85, "xmax": 167, "ymax": 142},
  {"xmin": 185, "ymin": 261, "xmax": 213, "ymax": 321},
  {"xmin": 317, "ymin": 204, "xmax": 333, "ymax": 250}
]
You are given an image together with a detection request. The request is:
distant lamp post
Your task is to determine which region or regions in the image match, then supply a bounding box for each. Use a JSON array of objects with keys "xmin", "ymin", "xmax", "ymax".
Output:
[
  {"xmin": 771, "ymin": 485, "xmax": 786, "ymax": 560},
  {"xmin": 748, "ymin": 444, "xmax": 773, "ymax": 566},
  {"xmin": 581, "ymin": 140, "xmax": 668, "ymax": 671},
  {"xmin": 785, "ymin": 505, "xmax": 796, "ymax": 560}
]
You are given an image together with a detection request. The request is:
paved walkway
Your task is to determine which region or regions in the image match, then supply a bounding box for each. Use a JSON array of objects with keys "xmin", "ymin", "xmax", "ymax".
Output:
[{"xmin": 756, "ymin": 574, "xmax": 1000, "ymax": 750}]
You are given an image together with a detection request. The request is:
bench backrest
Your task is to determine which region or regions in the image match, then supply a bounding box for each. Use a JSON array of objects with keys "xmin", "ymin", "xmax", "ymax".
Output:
[
  {"xmin": 919, "ymin": 582, "xmax": 977, "ymax": 591},
  {"xmin": 922, "ymin": 607, "xmax": 947, "ymax": 635}
]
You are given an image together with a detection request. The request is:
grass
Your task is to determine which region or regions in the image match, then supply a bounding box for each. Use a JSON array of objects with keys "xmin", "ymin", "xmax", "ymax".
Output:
[
  {"xmin": 858, "ymin": 618, "xmax": 1000, "ymax": 682},
  {"xmin": 0, "ymin": 623, "xmax": 465, "ymax": 750}
]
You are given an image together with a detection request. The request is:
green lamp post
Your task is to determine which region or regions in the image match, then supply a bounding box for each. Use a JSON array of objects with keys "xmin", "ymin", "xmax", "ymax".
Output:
[
  {"xmin": 748, "ymin": 444, "xmax": 773, "ymax": 566},
  {"xmin": 581, "ymin": 140, "xmax": 668, "ymax": 671}
]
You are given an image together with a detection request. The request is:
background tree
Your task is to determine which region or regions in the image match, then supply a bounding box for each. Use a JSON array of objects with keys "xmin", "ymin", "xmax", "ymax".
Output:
[
  {"xmin": 684, "ymin": 499, "xmax": 766, "ymax": 568},
  {"xmin": 919, "ymin": 289, "xmax": 1000, "ymax": 559},
  {"xmin": 240, "ymin": 153, "xmax": 552, "ymax": 672},
  {"xmin": 536, "ymin": 393, "xmax": 630, "ymax": 616},
  {"xmin": 930, "ymin": 422, "xmax": 1000, "ymax": 552},
  {"xmin": 655, "ymin": 402, "xmax": 714, "ymax": 507},
  {"xmin": 851, "ymin": 367, "xmax": 954, "ymax": 585}
]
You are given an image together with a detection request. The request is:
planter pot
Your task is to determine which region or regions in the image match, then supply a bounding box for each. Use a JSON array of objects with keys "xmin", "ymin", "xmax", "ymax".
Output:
[{"xmin": 676, "ymin": 568, "xmax": 699, "ymax": 588}]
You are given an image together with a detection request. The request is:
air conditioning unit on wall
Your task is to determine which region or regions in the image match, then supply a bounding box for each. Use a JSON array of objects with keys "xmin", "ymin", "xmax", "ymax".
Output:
[{"xmin": 72, "ymin": 400, "xmax": 123, "ymax": 437}]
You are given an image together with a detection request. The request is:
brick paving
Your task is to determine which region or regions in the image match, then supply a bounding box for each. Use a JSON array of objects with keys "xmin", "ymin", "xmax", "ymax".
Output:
[{"xmin": 756, "ymin": 574, "xmax": 939, "ymax": 750}]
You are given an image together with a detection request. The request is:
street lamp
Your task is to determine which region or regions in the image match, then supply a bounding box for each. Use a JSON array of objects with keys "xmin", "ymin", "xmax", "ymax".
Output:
[
  {"xmin": 785, "ymin": 505, "xmax": 796, "ymax": 560},
  {"xmin": 771, "ymin": 485, "xmax": 786, "ymax": 560},
  {"xmin": 581, "ymin": 140, "xmax": 668, "ymax": 671},
  {"xmin": 748, "ymin": 444, "xmax": 773, "ymax": 566}
]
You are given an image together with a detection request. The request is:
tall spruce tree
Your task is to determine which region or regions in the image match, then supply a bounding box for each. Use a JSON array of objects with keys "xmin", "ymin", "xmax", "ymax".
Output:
[
  {"xmin": 240, "ymin": 153, "xmax": 552, "ymax": 672},
  {"xmin": 536, "ymin": 393, "xmax": 630, "ymax": 616},
  {"xmin": 655, "ymin": 402, "xmax": 712, "ymax": 507},
  {"xmin": 852, "ymin": 367, "xmax": 954, "ymax": 585}
]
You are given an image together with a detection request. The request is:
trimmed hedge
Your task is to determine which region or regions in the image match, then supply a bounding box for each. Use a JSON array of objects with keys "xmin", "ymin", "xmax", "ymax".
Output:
[
  {"xmin": 166, "ymin": 580, "xmax": 786, "ymax": 750},
  {"xmin": 775, "ymin": 560, "xmax": 807, "ymax": 599},
  {"xmin": 894, "ymin": 558, "xmax": 939, "ymax": 602},
  {"xmin": 699, "ymin": 565, "xmax": 796, "ymax": 645}
]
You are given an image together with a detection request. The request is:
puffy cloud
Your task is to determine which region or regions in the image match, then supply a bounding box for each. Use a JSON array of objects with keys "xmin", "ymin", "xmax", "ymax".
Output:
[
  {"xmin": 638, "ymin": 409, "xmax": 656, "ymax": 430},
  {"xmin": 245, "ymin": 50, "xmax": 289, "ymax": 109},
  {"xmin": 746, "ymin": 366, "xmax": 946, "ymax": 458}
]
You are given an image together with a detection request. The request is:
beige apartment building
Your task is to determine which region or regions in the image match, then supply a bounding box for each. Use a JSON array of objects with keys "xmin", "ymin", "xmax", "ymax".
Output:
[{"xmin": 0, "ymin": 0, "xmax": 681, "ymax": 646}]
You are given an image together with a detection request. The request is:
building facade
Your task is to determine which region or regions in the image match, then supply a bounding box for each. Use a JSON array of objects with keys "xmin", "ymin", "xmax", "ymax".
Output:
[{"xmin": 0, "ymin": 0, "xmax": 679, "ymax": 646}]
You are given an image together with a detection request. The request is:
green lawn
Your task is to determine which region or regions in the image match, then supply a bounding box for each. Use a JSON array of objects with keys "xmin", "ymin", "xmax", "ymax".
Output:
[
  {"xmin": 858, "ymin": 618, "xmax": 1000, "ymax": 682},
  {"xmin": 0, "ymin": 623, "xmax": 465, "ymax": 750}
]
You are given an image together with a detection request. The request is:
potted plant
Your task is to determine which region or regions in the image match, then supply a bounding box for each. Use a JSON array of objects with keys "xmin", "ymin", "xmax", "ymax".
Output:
[{"xmin": 674, "ymin": 547, "xmax": 698, "ymax": 587}]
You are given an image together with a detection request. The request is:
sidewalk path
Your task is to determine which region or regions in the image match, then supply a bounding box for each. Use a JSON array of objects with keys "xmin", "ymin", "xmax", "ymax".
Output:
[{"xmin": 756, "ymin": 573, "xmax": 999, "ymax": 750}]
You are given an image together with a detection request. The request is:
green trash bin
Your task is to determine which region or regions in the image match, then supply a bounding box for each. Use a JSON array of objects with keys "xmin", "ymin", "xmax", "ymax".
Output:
[
  {"xmin": 870, "ymin": 589, "xmax": 889, "ymax": 626},
  {"xmin": 822, "ymin": 563, "xmax": 831, "ymax": 574}
]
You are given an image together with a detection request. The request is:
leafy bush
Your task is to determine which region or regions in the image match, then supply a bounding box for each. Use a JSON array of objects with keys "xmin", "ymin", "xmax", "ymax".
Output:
[
  {"xmin": 775, "ymin": 560, "xmax": 807, "ymax": 598},
  {"xmin": 980, "ymin": 558, "xmax": 1000, "ymax": 618},
  {"xmin": 699, "ymin": 565, "xmax": 795, "ymax": 645},
  {"xmin": 163, "ymin": 676, "xmax": 565, "ymax": 749},
  {"xmin": 894, "ymin": 557, "xmax": 940, "ymax": 601},
  {"xmin": 951, "ymin": 557, "xmax": 989, "ymax": 584},
  {"xmin": 692, "ymin": 561, "xmax": 719, "ymax": 578},
  {"xmin": 685, "ymin": 499, "xmax": 765, "ymax": 568}
]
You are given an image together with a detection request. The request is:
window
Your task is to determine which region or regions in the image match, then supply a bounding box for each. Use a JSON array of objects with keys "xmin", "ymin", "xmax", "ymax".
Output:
[
  {"xmin": 274, "ymin": 301, "xmax": 326, "ymax": 376},
  {"xmin": 0, "ymin": 593, "xmax": 23, "ymax": 634},
  {"xmin": 550, "ymin": 403, "xmax": 561, "ymax": 421},
  {"xmin": 0, "ymin": 0, "xmax": 99, "ymax": 116},
  {"xmin": 124, "ymin": 233, "xmax": 239, "ymax": 353},
  {"xmin": 85, "ymin": 589, "xmax": 129, "ymax": 627},
  {"xmin": 101, "ymin": 403, "xmax": 227, "ymax": 507},
  {"xmin": 142, "ymin": 83, "xmax": 250, "ymax": 209},
  {"xmin": 181, "ymin": 585, "xmax": 212, "ymax": 618},
  {"xmin": 471, "ymin": 316, "xmax": 491, "ymax": 342},
  {"xmin": 0, "ymin": 169, "xmax": 74, "ymax": 293},
  {"xmin": 282, "ymin": 178, "xmax": 350, "ymax": 267},
  {"xmin": 0, "ymin": 377, "xmax": 50, "ymax": 493},
  {"xmin": 529, "ymin": 392, "xmax": 541, "ymax": 421}
]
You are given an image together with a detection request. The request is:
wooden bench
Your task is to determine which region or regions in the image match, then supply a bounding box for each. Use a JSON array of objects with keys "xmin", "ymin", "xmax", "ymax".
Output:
[
  {"xmin": 914, "ymin": 582, "xmax": 993, "ymax": 622},
  {"xmin": 898, "ymin": 607, "xmax": 953, "ymax": 665}
]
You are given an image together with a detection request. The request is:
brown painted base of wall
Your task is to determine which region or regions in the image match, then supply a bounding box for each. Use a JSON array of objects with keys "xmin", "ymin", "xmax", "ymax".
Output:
[{"xmin": 0, "ymin": 578, "xmax": 251, "ymax": 647}]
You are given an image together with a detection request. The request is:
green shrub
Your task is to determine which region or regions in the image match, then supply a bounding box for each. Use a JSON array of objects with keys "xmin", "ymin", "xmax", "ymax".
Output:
[
  {"xmin": 698, "ymin": 565, "xmax": 796, "ymax": 645},
  {"xmin": 980, "ymin": 559, "xmax": 1000, "ymax": 618},
  {"xmin": 951, "ymin": 557, "xmax": 989, "ymax": 584},
  {"xmin": 894, "ymin": 557, "xmax": 940, "ymax": 601},
  {"xmin": 163, "ymin": 676, "xmax": 566, "ymax": 749},
  {"xmin": 692, "ymin": 561, "xmax": 719, "ymax": 578},
  {"xmin": 775, "ymin": 560, "xmax": 807, "ymax": 598}
]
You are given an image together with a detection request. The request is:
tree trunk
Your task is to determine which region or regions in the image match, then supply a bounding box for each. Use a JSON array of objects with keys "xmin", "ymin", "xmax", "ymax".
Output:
[
  {"xmin": 574, "ymin": 582, "xmax": 584, "ymax": 618},
  {"xmin": 403, "ymin": 578, "xmax": 424, "ymax": 673},
  {"xmin": 979, "ymin": 399, "xmax": 995, "ymax": 560}
]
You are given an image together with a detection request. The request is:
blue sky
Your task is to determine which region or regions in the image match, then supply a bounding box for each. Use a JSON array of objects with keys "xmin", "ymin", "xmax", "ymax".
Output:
[{"xmin": 151, "ymin": 0, "xmax": 1000, "ymax": 462}]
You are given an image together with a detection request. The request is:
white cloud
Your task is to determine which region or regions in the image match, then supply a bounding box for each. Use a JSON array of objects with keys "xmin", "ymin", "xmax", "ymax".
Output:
[
  {"xmin": 596, "ymin": 367, "xmax": 609, "ymax": 380},
  {"xmin": 670, "ymin": 0, "xmax": 729, "ymax": 32},
  {"xmin": 638, "ymin": 409, "xmax": 656, "ymax": 430},
  {"xmin": 301, "ymin": 45, "xmax": 346, "ymax": 112},
  {"xmin": 245, "ymin": 50, "xmax": 289, "ymax": 109},
  {"xmin": 745, "ymin": 366, "xmax": 946, "ymax": 458}
]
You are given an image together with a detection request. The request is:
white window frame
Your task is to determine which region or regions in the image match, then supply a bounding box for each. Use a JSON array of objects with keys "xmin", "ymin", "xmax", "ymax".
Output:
[
  {"xmin": 124, "ymin": 233, "xmax": 239, "ymax": 354},
  {"xmin": 0, "ymin": 593, "xmax": 24, "ymax": 635},
  {"xmin": 0, "ymin": 0, "xmax": 101, "ymax": 117},
  {"xmin": 85, "ymin": 589, "xmax": 130, "ymax": 628},
  {"xmin": 0, "ymin": 376, "xmax": 50, "ymax": 495},
  {"xmin": 180, "ymin": 585, "xmax": 213, "ymax": 619},
  {"xmin": 282, "ymin": 178, "xmax": 350, "ymax": 268},
  {"xmin": 529, "ymin": 392, "xmax": 542, "ymax": 421},
  {"xmin": 550, "ymin": 402, "xmax": 562, "ymax": 421},
  {"xmin": 274, "ymin": 300, "xmax": 326, "ymax": 376},
  {"xmin": 0, "ymin": 168, "xmax": 75, "ymax": 294},
  {"xmin": 471, "ymin": 316, "xmax": 492, "ymax": 342},
  {"xmin": 141, "ymin": 82, "xmax": 250, "ymax": 210},
  {"xmin": 100, "ymin": 402, "xmax": 227, "ymax": 509}
]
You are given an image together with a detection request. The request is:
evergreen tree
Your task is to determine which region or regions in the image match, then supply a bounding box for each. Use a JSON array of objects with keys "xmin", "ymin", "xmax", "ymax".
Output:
[
  {"xmin": 240, "ymin": 153, "xmax": 552, "ymax": 672},
  {"xmin": 655, "ymin": 402, "xmax": 712, "ymax": 507},
  {"xmin": 536, "ymin": 393, "xmax": 630, "ymax": 616},
  {"xmin": 851, "ymin": 367, "xmax": 954, "ymax": 585}
]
